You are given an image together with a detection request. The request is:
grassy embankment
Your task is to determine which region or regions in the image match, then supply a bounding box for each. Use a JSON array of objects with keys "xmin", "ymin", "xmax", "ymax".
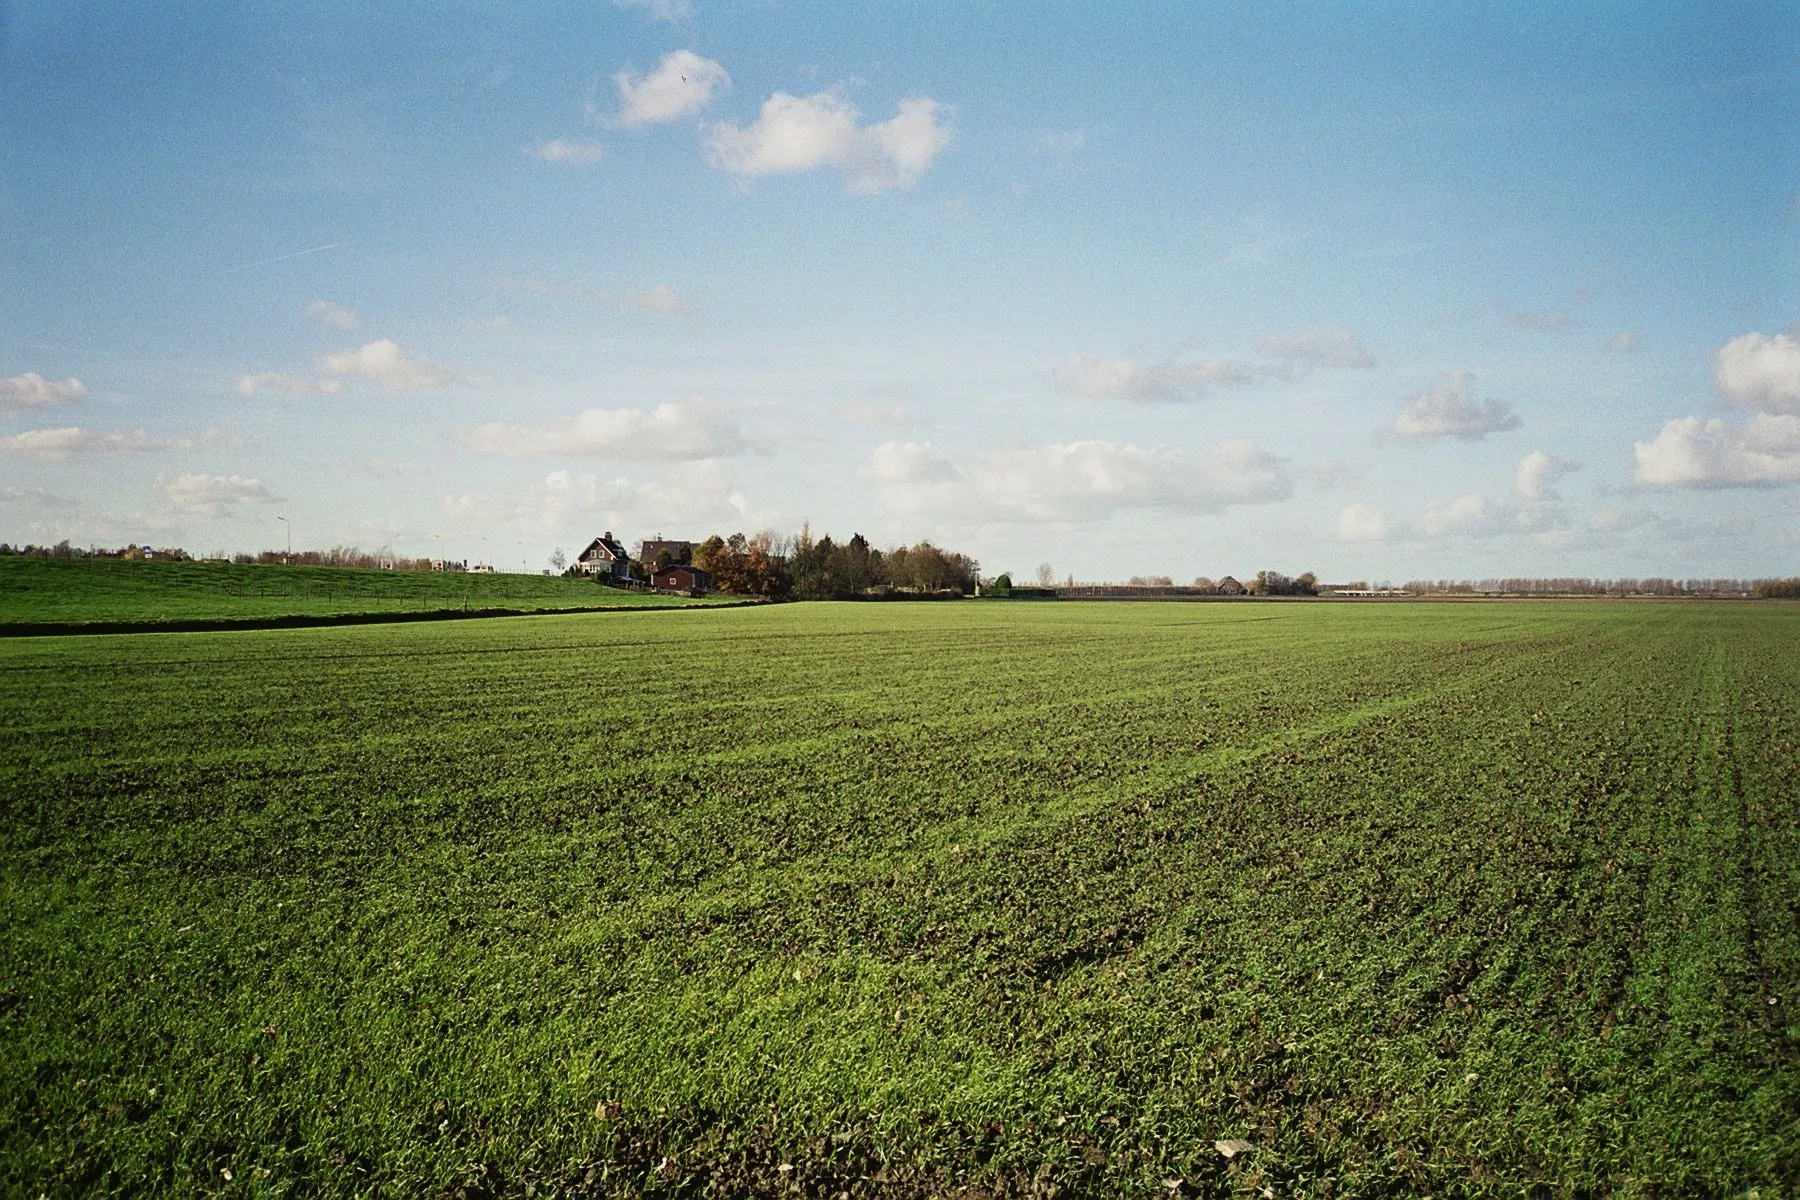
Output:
[
  {"xmin": 0, "ymin": 557, "xmax": 728, "ymax": 629},
  {"xmin": 1, "ymin": 601, "xmax": 1796, "ymax": 1196}
]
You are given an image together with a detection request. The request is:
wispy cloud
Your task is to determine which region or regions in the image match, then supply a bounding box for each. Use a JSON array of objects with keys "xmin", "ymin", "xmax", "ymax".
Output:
[
  {"xmin": 306, "ymin": 299, "xmax": 359, "ymax": 329},
  {"xmin": 161, "ymin": 473, "xmax": 282, "ymax": 517},
  {"xmin": 865, "ymin": 438, "xmax": 1291, "ymax": 523},
  {"xmin": 496, "ymin": 278, "xmax": 697, "ymax": 320},
  {"xmin": 526, "ymin": 139, "xmax": 605, "ymax": 164},
  {"xmin": 237, "ymin": 372, "xmax": 344, "ymax": 397},
  {"xmin": 0, "ymin": 427, "xmax": 182, "ymax": 461},
  {"xmin": 459, "ymin": 399, "xmax": 747, "ymax": 460},
  {"xmin": 612, "ymin": 0, "xmax": 693, "ymax": 25},
  {"xmin": 1051, "ymin": 354, "xmax": 1254, "ymax": 403}
]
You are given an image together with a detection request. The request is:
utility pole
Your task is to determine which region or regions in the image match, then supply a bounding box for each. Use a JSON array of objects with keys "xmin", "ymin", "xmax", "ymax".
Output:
[{"xmin": 276, "ymin": 515, "xmax": 289, "ymax": 565}]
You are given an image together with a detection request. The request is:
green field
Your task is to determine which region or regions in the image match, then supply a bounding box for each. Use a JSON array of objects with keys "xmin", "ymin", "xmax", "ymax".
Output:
[
  {"xmin": 0, "ymin": 558, "xmax": 725, "ymax": 628},
  {"xmin": 2, "ymin": 601, "xmax": 1796, "ymax": 1197}
]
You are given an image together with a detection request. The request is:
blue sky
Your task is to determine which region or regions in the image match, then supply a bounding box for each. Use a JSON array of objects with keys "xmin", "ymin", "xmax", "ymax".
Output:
[{"xmin": 3, "ymin": 1, "xmax": 1796, "ymax": 580}]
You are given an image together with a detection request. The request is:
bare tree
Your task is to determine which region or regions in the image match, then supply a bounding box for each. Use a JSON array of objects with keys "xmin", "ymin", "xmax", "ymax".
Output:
[
  {"xmin": 1035, "ymin": 561, "xmax": 1055, "ymax": 587},
  {"xmin": 549, "ymin": 547, "xmax": 567, "ymax": 574}
]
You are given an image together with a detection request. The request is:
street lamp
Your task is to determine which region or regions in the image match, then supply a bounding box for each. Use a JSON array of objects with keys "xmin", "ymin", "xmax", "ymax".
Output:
[{"xmin": 276, "ymin": 515, "xmax": 289, "ymax": 565}]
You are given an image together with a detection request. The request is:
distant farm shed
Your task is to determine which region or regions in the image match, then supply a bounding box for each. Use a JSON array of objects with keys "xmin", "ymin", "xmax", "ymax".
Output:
[
  {"xmin": 1216, "ymin": 575, "xmax": 1247, "ymax": 595},
  {"xmin": 651, "ymin": 564, "xmax": 715, "ymax": 593}
]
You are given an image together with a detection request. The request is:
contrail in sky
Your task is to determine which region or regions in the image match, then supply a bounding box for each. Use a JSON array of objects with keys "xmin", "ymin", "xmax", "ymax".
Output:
[{"xmin": 221, "ymin": 242, "xmax": 342, "ymax": 274}]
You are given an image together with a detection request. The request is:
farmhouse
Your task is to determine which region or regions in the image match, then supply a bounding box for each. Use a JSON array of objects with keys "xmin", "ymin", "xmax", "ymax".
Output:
[
  {"xmin": 638, "ymin": 537, "xmax": 694, "ymax": 572},
  {"xmin": 651, "ymin": 564, "xmax": 715, "ymax": 593},
  {"xmin": 575, "ymin": 532, "xmax": 631, "ymax": 582},
  {"xmin": 1216, "ymin": 575, "xmax": 1247, "ymax": 595}
]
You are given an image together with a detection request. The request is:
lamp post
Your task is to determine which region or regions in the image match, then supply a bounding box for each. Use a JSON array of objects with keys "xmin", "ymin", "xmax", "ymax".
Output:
[{"xmin": 276, "ymin": 515, "xmax": 289, "ymax": 565}]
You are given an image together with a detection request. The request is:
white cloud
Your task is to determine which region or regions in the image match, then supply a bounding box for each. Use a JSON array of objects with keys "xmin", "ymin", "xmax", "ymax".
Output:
[
  {"xmin": 459, "ymin": 399, "xmax": 746, "ymax": 460},
  {"xmin": 620, "ymin": 284, "xmax": 691, "ymax": 316},
  {"xmin": 306, "ymin": 300, "xmax": 359, "ymax": 329},
  {"xmin": 161, "ymin": 473, "xmax": 281, "ymax": 517},
  {"xmin": 1715, "ymin": 330, "xmax": 1800, "ymax": 415},
  {"xmin": 237, "ymin": 372, "xmax": 344, "ymax": 396},
  {"xmin": 1421, "ymin": 493, "xmax": 1501, "ymax": 537},
  {"xmin": 1392, "ymin": 371, "xmax": 1521, "ymax": 440},
  {"xmin": 979, "ymin": 440, "xmax": 1290, "ymax": 521},
  {"xmin": 833, "ymin": 400, "xmax": 920, "ymax": 426},
  {"xmin": 1, "ymin": 485, "xmax": 76, "ymax": 509},
  {"xmin": 496, "ymin": 278, "xmax": 695, "ymax": 319},
  {"xmin": 316, "ymin": 340, "xmax": 449, "ymax": 391},
  {"xmin": 526, "ymin": 138, "xmax": 605, "ymax": 164},
  {"xmin": 862, "ymin": 441, "xmax": 960, "ymax": 484},
  {"xmin": 1513, "ymin": 450, "xmax": 1581, "ymax": 499},
  {"xmin": 1603, "ymin": 332, "xmax": 1638, "ymax": 354},
  {"xmin": 1509, "ymin": 310, "xmax": 1576, "ymax": 331},
  {"xmin": 1633, "ymin": 414, "xmax": 1800, "ymax": 488},
  {"xmin": 444, "ymin": 462, "xmax": 749, "ymax": 533},
  {"xmin": 1256, "ymin": 326, "xmax": 1375, "ymax": 371},
  {"xmin": 704, "ymin": 91, "xmax": 951, "ymax": 193},
  {"xmin": 612, "ymin": 0, "xmax": 693, "ymax": 24},
  {"xmin": 1051, "ymin": 354, "xmax": 1254, "ymax": 402},
  {"xmin": 0, "ymin": 427, "xmax": 175, "ymax": 461},
  {"xmin": 613, "ymin": 50, "xmax": 729, "ymax": 127},
  {"xmin": 0, "ymin": 372, "xmax": 89, "ymax": 411},
  {"xmin": 1336, "ymin": 503, "xmax": 1388, "ymax": 542},
  {"xmin": 866, "ymin": 438, "xmax": 1290, "ymax": 523}
]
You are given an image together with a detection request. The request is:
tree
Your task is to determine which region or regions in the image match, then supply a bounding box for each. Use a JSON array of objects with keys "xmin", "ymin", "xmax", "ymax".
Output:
[
  {"xmin": 549, "ymin": 547, "xmax": 567, "ymax": 574},
  {"xmin": 1035, "ymin": 562, "xmax": 1055, "ymax": 587}
]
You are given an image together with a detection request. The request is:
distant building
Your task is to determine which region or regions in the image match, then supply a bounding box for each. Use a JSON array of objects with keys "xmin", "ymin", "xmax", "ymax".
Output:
[
  {"xmin": 575, "ymin": 532, "xmax": 632, "ymax": 582},
  {"xmin": 637, "ymin": 537, "xmax": 694, "ymax": 572},
  {"xmin": 650, "ymin": 564, "xmax": 714, "ymax": 593},
  {"xmin": 469, "ymin": 562, "xmax": 496, "ymax": 574},
  {"xmin": 1216, "ymin": 575, "xmax": 1247, "ymax": 595}
]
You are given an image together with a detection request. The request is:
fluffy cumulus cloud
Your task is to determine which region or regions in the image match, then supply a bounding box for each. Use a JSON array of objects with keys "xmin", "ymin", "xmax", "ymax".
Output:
[
  {"xmin": 1714, "ymin": 329, "xmax": 1800, "ymax": 415},
  {"xmin": 459, "ymin": 399, "xmax": 745, "ymax": 460},
  {"xmin": 0, "ymin": 427, "xmax": 175, "ymax": 461},
  {"xmin": 704, "ymin": 92, "xmax": 951, "ymax": 193},
  {"xmin": 306, "ymin": 300, "xmax": 359, "ymax": 329},
  {"xmin": 1336, "ymin": 502, "xmax": 1388, "ymax": 542},
  {"xmin": 237, "ymin": 372, "xmax": 344, "ymax": 396},
  {"xmin": 526, "ymin": 139, "xmax": 605, "ymax": 164},
  {"xmin": 1256, "ymin": 326, "xmax": 1375, "ymax": 372},
  {"xmin": 1633, "ymin": 414, "xmax": 1800, "ymax": 488},
  {"xmin": 161, "ymin": 473, "xmax": 281, "ymax": 517},
  {"xmin": 0, "ymin": 372, "xmax": 89, "ymax": 411},
  {"xmin": 1513, "ymin": 450, "xmax": 1581, "ymax": 499},
  {"xmin": 1051, "ymin": 354, "xmax": 1254, "ymax": 403},
  {"xmin": 866, "ymin": 438, "xmax": 1290, "ymax": 522},
  {"xmin": 1391, "ymin": 371, "xmax": 1521, "ymax": 440},
  {"xmin": 316, "ymin": 340, "xmax": 448, "ymax": 391},
  {"xmin": 614, "ymin": 51, "xmax": 729, "ymax": 127}
]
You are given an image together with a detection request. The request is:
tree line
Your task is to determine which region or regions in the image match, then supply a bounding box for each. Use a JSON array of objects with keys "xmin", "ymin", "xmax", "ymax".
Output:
[
  {"xmin": 1402, "ymin": 577, "xmax": 1789, "ymax": 597},
  {"xmin": 681, "ymin": 528, "xmax": 979, "ymax": 599}
]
